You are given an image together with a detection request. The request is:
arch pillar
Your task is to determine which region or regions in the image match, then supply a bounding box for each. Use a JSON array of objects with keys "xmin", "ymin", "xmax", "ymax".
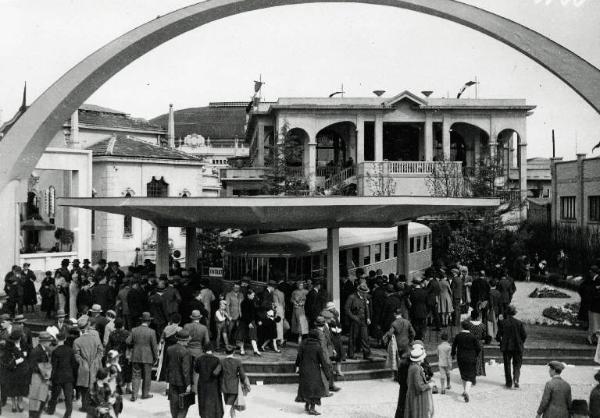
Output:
[
  {"xmin": 156, "ymin": 226, "xmax": 170, "ymax": 276},
  {"xmin": 442, "ymin": 117, "xmax": 451, "ymax": 160}
]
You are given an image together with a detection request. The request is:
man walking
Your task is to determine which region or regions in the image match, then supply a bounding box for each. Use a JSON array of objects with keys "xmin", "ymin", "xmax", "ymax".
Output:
[
  {"xmin": 127, "ymin": 312, "xmax": 158, "ymax": 401},
  {"xmin": 345, "ymin": 284, "xmax": 372, "ymax": 360},
  {"xmin": 47, "ymin": 333, "xmax": 78, "ymax": 418},
  {"xmin": 409, "ymin": 278, "xmax": 429, "ymax": 341},
  {"xmin": 536, "ymin": 361, "xmax": 572, "ymax": 418},
  {"xmin": 225, "ymin": 283, "xmax": 244, "ymax": 344},
  {"xmin": 166, "ymin": 330, "xmax": 192, "ymax": 418},
  {"xmin": 73, "ymin": 315, "xmax": 104, "ymax": 412},
  {"xmin": 497, "ymin": 305, "xmax": 527, "ymax": 389},
  {"xmin": 184, "ymin": 310, "xmax": 210, "ymax": 393}
]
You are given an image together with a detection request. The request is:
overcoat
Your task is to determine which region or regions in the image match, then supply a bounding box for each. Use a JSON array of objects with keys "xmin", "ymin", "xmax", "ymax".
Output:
[
  {"xmin": 195, "ymin": 353, "xmax": 224, "ymax": 418},
  {"xmin": 295, "ymin": 335, "xmax": 331, "ymax": 400},
  {"xmin": 73, "ymin": 331, "xmax": 104, "ymax": 388},
  {"xmin": 28, "ymin": 344, "xmax": 51, "ymax": 410},
  {"xmin": 404, "ymin": 362, "xmax": 434, "ymax": 418},
  {"xmin": 127, "ymin": 324, "xmax": 158, "ymax": 364},
  {"xmin": 537, "ymin": 376, "xmax": 572, "ymax": 418}
]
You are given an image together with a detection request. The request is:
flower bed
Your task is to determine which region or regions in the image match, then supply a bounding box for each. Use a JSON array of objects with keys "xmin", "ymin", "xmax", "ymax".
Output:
[
  {"xmin": 529, "ymin": 285, "xmax": 571, "ymax": 298},
  {"xmin": 542, "ymin": 303, "xmax": 581, "ymax": 326}
]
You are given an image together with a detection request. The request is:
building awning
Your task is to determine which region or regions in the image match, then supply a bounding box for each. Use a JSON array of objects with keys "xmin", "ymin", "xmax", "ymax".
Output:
[{"xmin": 58, "ymin": 196, "xmax": 499, "ymax": 229}]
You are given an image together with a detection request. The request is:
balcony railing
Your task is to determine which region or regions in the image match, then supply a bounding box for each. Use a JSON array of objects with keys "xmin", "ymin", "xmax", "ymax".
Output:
[
  {"xmin": 285, "ymin": 166, "xmax": 304, "ymax": 177},
  {"xmin": 316, "ymin": 166, "xmax": 340, "ymax": 177},
  {"xmin": 324, "ymin": 165, "xmax": 356, "ymax": 190},
  {"xmin": 359, "ymin": 161, "xmax": 464, "ymax": 176}
]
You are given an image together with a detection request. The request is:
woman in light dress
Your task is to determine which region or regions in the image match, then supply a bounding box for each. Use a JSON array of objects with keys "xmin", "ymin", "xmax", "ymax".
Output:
[
  {"xmin": 437, "ymin": 275, "xmax": 453, "ymax": 327},
  {"xmin": 273, "ymin": 284, "xmax": 286, "ymax": 345},
  {"xmin": 291, "ymin": 281, "xmax": 309, "ymax": 345}
]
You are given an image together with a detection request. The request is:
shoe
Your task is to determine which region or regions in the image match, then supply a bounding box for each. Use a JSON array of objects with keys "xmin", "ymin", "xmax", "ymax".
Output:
[
  {"xmin": 330, "ymin": 385, "xmax": 341, "ymax": 392},
  {"xmin": 463, "ymin": 393, "xmax": 469, "ymax": 403},
  {"xmin": 141, "ymin": 394, "xmax": 153, "ymax": 399},
  {"xmin": 504, "ymin": 384, "xmax": 512, "ymax": 389},
  {"xmin": 274, "ymin": 349, "xmax": 281, "ymax": 353},
  {"xmin": 253, "ymin": 351, "xmax": 262, "ymax": 357},
  {"xmin": 17, "ymin": 404, "xmax": 23, "ymax": 412},
  {"xmin": 513, "ymin": 382, "xmax": 519, "ymax": 389},
  {"xmin": 441, "ymin": 389, "xmax": 446, "ymax": 395},
  {"xmin": 308, "ymin": 409, "xmax": 321, "ymax": 416},
  {"xmin": 431, "ymin": 386, "xmax": 438, "ymax": 394},
  {"xmin": 130, "ymin": 396, "xmax": 137, "ymax": 402},
  {"xmin": 125, "ymin": 388, "xmax": 133, "ymax": 395},
  {"xmin": 447, "ymin": 385, "xmax": 451, "ymax": 390},
  {"xmin": 305, "ymin": 404, "xmax": 310, "ymax": 412},
  {"xmin": 325, "ymin": 393, "xmax": 334, "ymax": 397},
  {"xmin": 12, "ymin": 407, "xmax": 17, "ymax": 413}
]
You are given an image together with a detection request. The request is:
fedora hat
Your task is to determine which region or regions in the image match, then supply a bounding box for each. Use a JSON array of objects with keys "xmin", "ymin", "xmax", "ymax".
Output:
[
  {"xmin": 314, "ymin": 316, "xmax": 326, "ymax": 327},
  {"xmin": 140, "ymin": 312, "xmax": 152, "ymax": 322},
  {"xmin": 13, "ymin": 314, "xmax": 26, "ymax": 323},
  {"xmin": 357, "ymin": 283, "xmax": 369, "ymax": 293},
  {"xmin": 410, "ymin": 346, "xmax": 426, "ymax": 362},
  {"xmin": 176, "ymin": 330, "xmax": 190, "ymax": 341},
  {"xmin": 38, "ymin": 331, "xmax": 54, "ymax": 342},
  {"xmin": 77, "ymin": 315, "xmax": 90, "ymax": 329},
  {"xmin": 89, "ymin": 304, "xmax": 102, "ymax": 313},
  {"xmin": 56, "ymin": 309, "xmax": 67, "ymax": 318},
  {"xmin": 190, "ymin": 310, "xmax": 202, "ymax": 320},
  {"xmin": 325, "ymin": 301, "xmax": 336, "ymax": 311}
]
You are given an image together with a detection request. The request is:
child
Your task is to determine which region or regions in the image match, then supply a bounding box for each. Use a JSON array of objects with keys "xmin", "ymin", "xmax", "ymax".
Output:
[
  {"xmin": 437, "ymin": 332, "xmax": 452, "ymax": 394},
  {"xmin": 87, "ymin": 368, "xmax": 117, "ymax": 418},
  {"xmin": 215, "ymin": 300, "xmax": 231, "ymax": 351},
  {"xmin": 105, "ymin": 352, "xmax": 124, "ymax": 417}
]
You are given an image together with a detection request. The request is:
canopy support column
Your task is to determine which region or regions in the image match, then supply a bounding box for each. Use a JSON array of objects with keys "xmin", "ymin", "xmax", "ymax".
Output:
[
  {"xmin": 185, "ymin": 227, "xmax": 199, "ymax": 271},
  {"xmin": 156, "ymin": 226, "xmax": 170, "ymax": 276},
  {"xmin": 327, "ymin": 227, "xmax": 340, "ymax": 313},
  {"xmin": 396, "ymin": 224, "xmax": 410, "ymax": 280}
]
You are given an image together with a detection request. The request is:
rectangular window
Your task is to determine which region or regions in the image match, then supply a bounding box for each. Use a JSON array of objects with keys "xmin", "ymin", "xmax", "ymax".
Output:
[
  {"xmin": 374, "ymin": 243, "xmax": 381, "ymax": 262},
  {"xmin": 91, "ymin": 210, "xmax": 95, "ymax": 235},
  {"xmin": 423, "ymin": 235, "xmax": 428, "ymax": 250},
  {"xmin": 363, "ymin": 246, "xmax": 371, "ymax": 266},
  {"xmin": 560, "ymin": 196, "xmax": 576, "ymax": 220},
  {"xmin": 590, "ymin": 196, "xmax": 600, "ymax": 222},
  {"xmin": 123, "ymin": 215, "xmax": 132, "ymax": 237},
  {"xmin": 410, "ymin": 237, "xmax": 415, "ymax": 253},
  {"xmin": 393, "ymin": 242, "xmax": 398, "ymax": 257},
  {"xmin": 416, "ymin": 237, "xmax": 421, "ymax": 252},
  {"xmin": 384, "ymin": 242, "xmax": 390, "ymax": 260},
  {"xmin": 351, "ymin": 247, "xmax": 360, "ymax": 268}
]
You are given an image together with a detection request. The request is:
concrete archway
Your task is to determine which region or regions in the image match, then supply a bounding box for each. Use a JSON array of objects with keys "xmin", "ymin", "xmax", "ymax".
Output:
[{"xmin": 2, "ymin": 0, "xmax": 600, "ymax": 190}]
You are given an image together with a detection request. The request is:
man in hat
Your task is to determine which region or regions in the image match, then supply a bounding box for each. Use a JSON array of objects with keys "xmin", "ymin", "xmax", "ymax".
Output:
[
  {"xmin": 166, "ymin": 330, "xmax": 192, "ymax": 418},
  {"xmin": 73, "ymin": 315, "xmax": 103, "ymax": 411},
  {"xmin": 225, "ymin": 282, "xmax": 244, "ymax": 345},
  {"xmin": 260, "ymin": 280, "xmax": 277, "ymax": 311},
  {"xmin": 46, "ymin": 332, "xmax": 78, "ymax": 417},
  {"xmin": 12, "ymin": 314, "xmax": 33, "ymax": 354},
  {"xmin": 148, "ymin": 282, "xmax": 168, "ymax": 338},
  {"xmin": 88, "ymin": 304, "xmax": 109, "ymax": 344},
  {"xmin": 127, "ymin": 279, "xmax": 147, "ymax": 330},
  {"xmin": 55, "ymin": 309, "xmax": 69, "ymax": 338},
  {"xmin": 28, "ymin": 331, "xmax": 54, "ymax": 417},
  {"xmin": 536, "ymin": 361, "xmax": 572, "ymax": 418},
  {"xmin": 409, "ymin": 278, "xmax": 429, "ymax": 341},
  {"xmin": 306, "ymin": 278, "xmax": 328, "ymax": 327},
  {"xmin": 127, "ymin": 312, "xmax": 158, "ymax": 401},
  {"xmin": 103, "ymin": 310, "xmax": 117, "ymax": 346},
  {"xmin": 21, "ymin": 262, "xmax": 37, "ymax": 313},
  {"xmin": 345, "ymin": 283, "xmax": 372, "ymax": 360},
  {"xmin": 449, "ymin": 268, "xmax": 464, "ymax": 327},
  {"xmin": 385, "ymin": 308, "xmax": 416, "ymax": 358},
  {"xmin": 184, "ymin": 309, "xmax": 210, "ymax": 393},
  {"xmin": 95, "ymin": 259, "xmax": 108, "ymax": 277},
  {"xmin": 314, "ymin": 315, "xmax": 340, "ymax": 393},
  {"xmin": 116, "ymin": 278, "xmax": 131, "ymax": 330},
  {"xmin": 497, "ymin": 304, "xmax": 527, "ymax": 389},
  {"xmin": 91, "ymin": 275, "xmax": 115, "ymax": 312},
  {"xmin": 161, "ymin": 278, "xmax": 182, "ymax": 327},
  {"xmin": 81, "ymin": 259, "xmax": 93, "ymax": 275}
]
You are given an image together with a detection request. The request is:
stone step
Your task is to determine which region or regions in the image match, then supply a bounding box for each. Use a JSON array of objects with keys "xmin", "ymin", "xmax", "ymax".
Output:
[
  {"xmin": 242, "ymin": 358, "xmax": 387, "ymax": 374},
  {"xmin": 247, "ymin": 368, "xmax": 393, "ymax": 385}
]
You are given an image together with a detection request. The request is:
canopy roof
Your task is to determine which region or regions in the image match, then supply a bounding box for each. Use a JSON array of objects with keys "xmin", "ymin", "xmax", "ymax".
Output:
[
  {"xmin": 226, "ymin": 223, "xmax": 432, "ymax": 257},
  {"xmin": 58, "ymin": 196, "xmax": 499, "ymax": 229}
]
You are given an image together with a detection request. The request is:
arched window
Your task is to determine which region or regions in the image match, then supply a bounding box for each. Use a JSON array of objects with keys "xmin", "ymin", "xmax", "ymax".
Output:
[
  {"xmin": 123, "ymin": 192, "xmax": 133, "ymax": 236},
  {"xmin": 147, "ymin": 176, "xmax": 169, "ymax": 197}
]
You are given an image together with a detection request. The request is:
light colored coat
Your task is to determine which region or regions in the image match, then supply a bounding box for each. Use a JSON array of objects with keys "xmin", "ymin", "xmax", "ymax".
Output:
[
  {"xmin": 404, "ymin": 363, "xmax": 434, "ymax": 418},
  {"xmin": 127, "ymin": 324, "xmax": 158, "ymax": 364},
  {"xmin": 73, "ymin": 331, "xmax": 104, "ymax": 388},
  {"xmin": 437, "ymin": 341, "xmax": 452, "ymax": 368}
]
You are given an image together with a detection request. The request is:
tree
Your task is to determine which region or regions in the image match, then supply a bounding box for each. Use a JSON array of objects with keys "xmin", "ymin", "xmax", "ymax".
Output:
[
  {"xmin": 426, "ymin": 161, "xmax": 467, "ymax": 197},
  {"xmin": 365, "ymin": 162, "xmax": 397, "ymax": 196}
]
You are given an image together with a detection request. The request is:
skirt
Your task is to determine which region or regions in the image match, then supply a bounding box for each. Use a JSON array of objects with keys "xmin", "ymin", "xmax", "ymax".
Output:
[
  {"xmin": 224, "ymin": 393, "xmax": 238, "ymax": 405},
  {"xmin": 457, "ymin": 359, "xmax": 477, "ymax": 383},
  {"xmin": 291, "ymin": 308, "xmax": 309, "ymax": 335}
]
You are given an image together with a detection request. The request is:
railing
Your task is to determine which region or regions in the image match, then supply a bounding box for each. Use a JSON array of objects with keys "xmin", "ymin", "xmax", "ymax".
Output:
[
  {"xmin": 316, "ymin": 166, "xmax": 340, "ymax": 177},
  {"xmin": 360, "ymin": 161, "xmax": 464, "ymax": 176},
  {"xmin": 324, "ymin": 165, "xmax": 356, "ymax": 190},
  {"xmin": 285, "ymin": 166, "xmax": 304, "ymax": 177},
  {"xmin": 496, "ymin": 189, "xmax": 522, "ymax": 203}
]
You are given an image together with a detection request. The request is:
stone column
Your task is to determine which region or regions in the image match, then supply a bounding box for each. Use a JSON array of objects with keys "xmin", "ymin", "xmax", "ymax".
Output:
[
  {"xmin": 519, "ymin": 142, "xmax": 528, "ymax": 221},
  {"xmin": 167, "ymin": 104, "xmax": 175, "ymax": 148},
  {"xmin": 396, "ymin": 224, "xmax": 410, "ymax": 280},
  {"xmin": 375, "ymin": 114, "xmax": 384, "ymax": 161},
  {"xmin": 356, "ymin": 117, "xmax": 364, "ymax": 164},
  {"xmin": 70, "ymin": 111, "xmax": 79, "ymax": 146},
  {"xmin": 550, "ymin": 158, "xmax": 558, "ymax": 226},
  {"xmin": 186, "ymin": 227, "xmax": 199, "ymax": 270},
  {"xmin": 442, "ymin": 118, "xmax": 451, "ymax": 161},
  {"xmin": 326, "ymin": 227, "xmax": 340, "ymax": 312},
  {"xmin": 156, "ymin": 226, "xmax": 170, "ymax": 276},
  {"xmin": 306, "ymin": 141, "xmax": 317, "ymax": 193},
  {"xmin": 257, "ymin": 123, "xmax": 265, "ymax": 166},
  {"xmin": 0, "ymin": 180, "xmax": 22, "ymax": 273},
  {"xmin": 577, "ymin": 153, "xmax": 587, "ymax": 228},
  {"xmin": 424, "ymin": 113, "xmax": 433, "ymax": 161}
]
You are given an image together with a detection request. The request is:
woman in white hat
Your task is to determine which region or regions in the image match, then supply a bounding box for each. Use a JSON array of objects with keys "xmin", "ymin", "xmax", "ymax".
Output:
[
  {"xmin": 321, "ymin": 301, "xmax": 346, "ymax": 377},
  {"xmin": 404, "ymin": 345, "xmax": 435, "ymax": 418}
]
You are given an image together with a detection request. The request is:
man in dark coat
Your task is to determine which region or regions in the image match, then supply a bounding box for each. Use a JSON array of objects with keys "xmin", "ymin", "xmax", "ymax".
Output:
[
  {"xmin": 371, "ymin": 279, "xmax": 388, "ymax": 344},
  {"xmin": 426, "ymin": 275, "xmax": 441, "ymax": 331},
  {"xmin": 470, "ymin": 271, "xmax": 491, "ymax": 313},
  {"xmin": 166, "ymin": 330, "xmax": 192, "ymax": 418},
  {"xmin": 148, "ymin": 284, "xmax": 168, "ymax": 338},
  {"xmin": 194, "ymin": 344, "xmax": 223, "ymax": 418},
  {"xmin": 587, "ymin": 265, "xmax": 600, "ymax": 345},
  {"xmin": 345, "ymin": 284, "xmax": 372, "ymax": 360},
  {"xmin": 127, "ymin": 312, "xmax": 158, "ymax": 401},
  {"xmin": 498, "ymin": 275, "xmax": 517, "ymax": 315},
  {"xmin": 449, "ymin": 269, "xmax": 464, "ymax": 327},
  {"xmin": 126, "ymin": 280, "xmax": 147, "ymax": 329},
  {"xmin": 91, "ymin": 277, "xmax": 114, "ymax": 311},
  {"xmin": 409, "ymin": 279, "xmax": 429, "ymax": 340},
  {"xmin": 536, "ymin": 361, "xmax": 572, "ymax": 418},
  {"xmin": 295, "ymin": 329, "xmax": 332, "ymax": 415},
  {"xmin": 46, "ymin": 332, "xmax": 78, "ymax": 417},
  {"xmin": 305, "ymin": 279, "xmax": 328, "ymax": 327},
  {"xmin": 28, "ymin": 332, "xmax": 54, "ymax": 418},
  {"xmin": 88, "ymin": 304, "xmax": 108, "ymax": 344},
  {"xmin": 161, "ymin": 279, "xmax": 182, "ymax": 320},
  {"xmin": 497, "ymin": 304, "xmax": 527, "ymax": 388}
]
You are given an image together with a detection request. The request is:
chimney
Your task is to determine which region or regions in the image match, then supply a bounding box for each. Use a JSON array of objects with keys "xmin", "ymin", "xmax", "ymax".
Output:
[
  {"xmin": 70, "ymin": 110, "xmax": 79, "ymax": 146},
  {"xmin": 167, "ymin": 104, "xmax": 175, "ymax": 148}
]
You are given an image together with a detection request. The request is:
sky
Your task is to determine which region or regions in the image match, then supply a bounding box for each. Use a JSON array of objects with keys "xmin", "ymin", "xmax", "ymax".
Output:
[{"xmin": 1, "ymin": 0, "xmax": 599, "ymax": 159}]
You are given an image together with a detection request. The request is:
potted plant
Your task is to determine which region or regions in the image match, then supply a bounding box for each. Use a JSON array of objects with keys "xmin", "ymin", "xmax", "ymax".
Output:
[{"xmin": 54, "ymin": 227, "xmax": 75, "ymax": 251}]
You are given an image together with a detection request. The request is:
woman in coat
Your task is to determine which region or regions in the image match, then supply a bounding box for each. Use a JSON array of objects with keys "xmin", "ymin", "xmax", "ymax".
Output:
[
  {"xmin": 40, "ymin": 272, "xmax": 56, "ymax": 319},
  {"xmin": 295, "ymin": 329, "xmax": 331, "ymax": 416},
  {"xmin": 468, "ymin": 311, "xmax": 487, "ymax": 377},
  {"xmin": 321, "ymin": 301, "xmax": 346, "ymax": 376},
  {"xmin": 237, "ymin": 289, "xmax": 260, "ymax": 356},
  {"xmin": 436, "ymin": 276, "xmax": 453, "ymax": 327},
  {"xmin": 0, "ymin": 330, "xmax": 30, "ymax": 413},
  {"xmin": 451, "ymin": 320, "xmax": 481, "ymax": 403},
  {"xmin": 28, "ymin": 331, "xmax": 54, "ymax": 417},
  {"xmin": 291, "ymin": 281, "xmax": 309, "ymax": 344},
  {"xmin": 194, "ymin": 344, "xmax": 224, "ymax": 418},
  {"xmin": 404, "ymin": 345, "xmax": 434, "ymax": 418}
]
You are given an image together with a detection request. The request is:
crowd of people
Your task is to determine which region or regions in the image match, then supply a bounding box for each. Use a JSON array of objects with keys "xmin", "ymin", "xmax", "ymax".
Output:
[{"xmin": 1, "ymin": 255, "xmax": 600, "ymax": 417}]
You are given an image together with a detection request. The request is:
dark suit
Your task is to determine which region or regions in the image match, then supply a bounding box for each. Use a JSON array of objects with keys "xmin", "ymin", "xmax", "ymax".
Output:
[
  {"xmin": 220, "ymin": 357, "xmax": 246, "ymax": 394},
  {"xmin": 409, "ymin": 287, "xmax": 429, "ymax": 340},
  {"xmin": 47, "ymin": 344, "xmax": 78, "ymax": 416},
  {"xmin": 166, "ymin": 343, "xmax": 192, "ymax": 418},
  {"xmin": 127, "ymin": 324, "xmax": 158, "ymax": 398},
  {"xmin": 497, "ymin": 316, "xmax": 526, "ymax": 387},
  {"xmin": 537, "ymin": 376, "xmax": 572, "ymax": 418},
  {"xmin": 91, "ymin": 283, "xmax": 115, "ymax": 311},
  {"xmin": 126, "ymin": 287, "xmax": 147, "ymax": 328},
  {"xmin": 450, "ymin": 276, "xmax": 464, "ymax": 326},
  {"xmin": 345, "ymin": 293, "xmax": 371, "ymax": 359},
  {"xmin": 426, "ymin": 279, "xmax": 441, "ymax": 329},
  {"xmin": 305, "ymin": 289, "xmax": 328, "ymax": 326},
  {"xmin": 161, "ymin": 286, "xmax": 182, "ymax": 318},
  {"xmin": 91, "ymin": 315, "xmax": 109, "ymax": 345}
]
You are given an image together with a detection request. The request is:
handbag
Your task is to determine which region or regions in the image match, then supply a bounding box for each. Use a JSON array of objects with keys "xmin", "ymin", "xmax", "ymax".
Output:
[
  {"xmin": 233, "ymin": 380, "xmax": 247, "ymax": 411},
  {"xmin": 37, "ymin": 362, "xmax": 53, "ymax": 380},
  {"xmin": 178, "ymin": 391, "xmax": 196, "ymax": 409}
]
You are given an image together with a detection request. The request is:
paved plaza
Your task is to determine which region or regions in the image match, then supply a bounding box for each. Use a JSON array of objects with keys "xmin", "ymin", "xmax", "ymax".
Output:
[{"xmin": 0, "ymin": 365, "xmax": 594, "ymax": 417}]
